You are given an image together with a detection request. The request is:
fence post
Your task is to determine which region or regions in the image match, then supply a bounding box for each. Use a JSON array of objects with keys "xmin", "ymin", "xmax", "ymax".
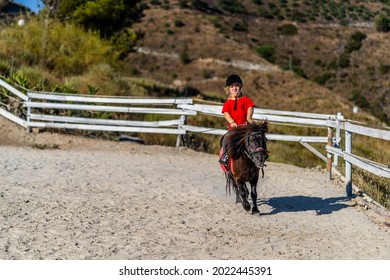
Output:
[
  {"xmin": 176, "ymin": 114, "xmax": 187, "ymax": 147},
  {"xmin": 345, "ymin": 129, "xmax": 353, "ymax": 196},
  {"xmin": 326, "ymin": 127, "xmax": 333, "ymax": 181},
  {"xmin": 333, "ymin": 112, "xmax": 342, "ymax": 167},
  {"xmin": 26, "ymin": 94, "xmax": 31, "ymax": 133}
]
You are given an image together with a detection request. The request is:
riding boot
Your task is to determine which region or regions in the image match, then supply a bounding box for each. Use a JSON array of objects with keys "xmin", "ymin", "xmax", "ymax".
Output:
[{"xmin": 219, "ymin": 152, "xmax": 229, "ymax": 167}]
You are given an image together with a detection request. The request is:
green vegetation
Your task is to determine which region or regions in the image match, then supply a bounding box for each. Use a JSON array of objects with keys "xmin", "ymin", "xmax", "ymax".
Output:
[
  {"xmin": 250, "ymin": 0, "xmax": 384, "ymax": 25},
  {"xmin": 41, "ymin": 0, "xmax": 142, "ymax": 56},
  {"xmin": 350, "ymin": 89, "xmax": 370, "ymax": 109},
  {"xmin": 313, "ymin": 72, "xmax": 334, "ymax": 85},
  {"xmin": 255, "ymin": 44, "xmax": 276, "ymax": 63},
  {"xmin": 0, "ymin": 19, "xmax": 116, "ymax": 77},
  {"xmin": 344, "ymin": 31, "xmax": 367, "ymax": 54},
  {"xmin": 218, "ymin": 0, "xmax": 247, "ymax": 14},
  {"xmin": 380, "ymin": 64, "xmax": 390, "ymax": 74},
  {"xmin": 46, "ymin": 0, "xmax": 143, "ymax": 37},
  {"xmin": 179, "ymin": 48, "xmax": 192, "ymax": 64},
  {"xmin": 277, "ymin": 23, "xmax": 298, "ymax": 36},
  {"xmin": 174, "ymin": 19, "xmax": 185, "ymax": 27},
  {"xmin": 375, "ymin": 14, "xmax": 390, "ymax": 32}
]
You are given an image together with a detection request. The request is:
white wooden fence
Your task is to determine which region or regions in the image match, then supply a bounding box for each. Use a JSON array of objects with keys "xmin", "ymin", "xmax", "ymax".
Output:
[{"xmin": 1, "ymin": 78, "xmax": 389, "ymax": 208}]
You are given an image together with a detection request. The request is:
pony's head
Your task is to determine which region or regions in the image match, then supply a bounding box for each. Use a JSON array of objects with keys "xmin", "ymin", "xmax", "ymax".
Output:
[
  {"xmin": 245, "ymin": 122, "xmax": 269, "ymax": 168},
  {"xmin": 227, "ymin": 121, "xmax": 269, "ymax": 168}
]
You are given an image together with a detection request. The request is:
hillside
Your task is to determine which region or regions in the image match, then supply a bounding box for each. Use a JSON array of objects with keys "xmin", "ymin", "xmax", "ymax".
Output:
[
  {"xmin": 127, "ymin": 0, "xmax": 390, "ymax": 124},
  {"xmin": 1, "ymin": 0, "xmax": 388, "ymax": 123}
]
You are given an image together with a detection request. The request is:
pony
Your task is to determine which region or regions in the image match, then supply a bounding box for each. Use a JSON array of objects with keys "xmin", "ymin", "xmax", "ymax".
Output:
[{"xmin": 220, "ymin": 121, "xmax": 269, "ymax": 214}]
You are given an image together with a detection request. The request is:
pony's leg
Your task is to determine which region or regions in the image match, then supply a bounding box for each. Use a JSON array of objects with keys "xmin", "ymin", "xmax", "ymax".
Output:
[
  {"xmin": 250, "ymin": 177, "xmax": 260, "ymax": 215},
  {"xmin": 231, "ymin": 180, "xmax": 240, "ymax": 204},
  {"xmin": 237, "ymin": 180, "xmax": 250, "ymax": 211},
  {"xmin": 235, "ymin": 188, "xmax": 240, "ymax": 204},
  {"xmin": 232, "ymin": 181, "xmax": 241, "ymax": 204}
]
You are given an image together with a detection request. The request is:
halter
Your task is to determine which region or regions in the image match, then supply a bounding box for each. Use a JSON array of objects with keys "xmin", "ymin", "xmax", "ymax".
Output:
[
  {"xmin": 244, "ymin": 131, "xmax": 268, "ymax": 178},
  {"xmin": 244, "ymin": 132, "xmax": 266, "ymax": 156}
]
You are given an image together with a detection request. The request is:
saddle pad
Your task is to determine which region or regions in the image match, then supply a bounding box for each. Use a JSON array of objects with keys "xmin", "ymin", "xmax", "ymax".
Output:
[{"xmin": 219, "ymin": 148, "xmax": 234, "ymax": 174}]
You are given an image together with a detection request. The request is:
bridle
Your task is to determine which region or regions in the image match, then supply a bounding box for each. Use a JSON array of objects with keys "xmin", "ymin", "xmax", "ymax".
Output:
[{"xmin": 244, "ymin": 131, "xmax": 268, "ymax": 177}]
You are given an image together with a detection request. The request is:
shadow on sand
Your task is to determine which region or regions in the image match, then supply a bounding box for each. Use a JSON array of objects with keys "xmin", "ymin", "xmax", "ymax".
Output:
[{"xmin": 258, "ymin": 195, "xmax": 352, "ymax": 215}]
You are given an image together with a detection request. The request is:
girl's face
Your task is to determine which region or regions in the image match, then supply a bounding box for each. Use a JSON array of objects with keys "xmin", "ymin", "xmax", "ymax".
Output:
[{"xmin": 228, "ymin": 83, "xmax": 242, "ymax": 98}]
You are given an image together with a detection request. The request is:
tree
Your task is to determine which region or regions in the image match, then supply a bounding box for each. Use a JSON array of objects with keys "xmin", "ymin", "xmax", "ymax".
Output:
[
  {"xmin": 43, "ymin": 0, "xmax": 143, "ymax": 37},
  {"xmin": 375, "ymin": 14, "xmax": 390, "ymax": 32},
  {"xmin": 255, "ymin": 44, "xmax": 276, "ymax": 63},
  {"xmin": 41, "ymin": 0, "xmax": 142, "ymax": 56}
]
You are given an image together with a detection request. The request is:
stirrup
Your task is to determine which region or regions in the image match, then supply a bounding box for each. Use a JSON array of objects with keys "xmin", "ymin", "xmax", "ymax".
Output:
[{"xmin": 219, "ymin": 155, "xmax": 229, "ymax": 167}]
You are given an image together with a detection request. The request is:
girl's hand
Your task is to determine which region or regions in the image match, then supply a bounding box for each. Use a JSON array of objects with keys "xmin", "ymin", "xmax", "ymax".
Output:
[{"xmin": 230, "ymin": 122, "xmax": 238, "ymax": 128}]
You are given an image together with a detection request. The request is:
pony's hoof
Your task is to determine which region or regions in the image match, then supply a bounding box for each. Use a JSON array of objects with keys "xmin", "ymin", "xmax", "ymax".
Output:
[
  {"xmin": 251, "ymin": 209, "xmax": 260, "ymax": 215},
  {"xmin": 243, "ymin": 203, "xmax": 251, "ymax": 211}
]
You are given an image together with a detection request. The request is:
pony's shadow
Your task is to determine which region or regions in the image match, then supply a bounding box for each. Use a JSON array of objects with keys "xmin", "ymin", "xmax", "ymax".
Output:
[{"xmin": 258, "ymin": 195, "xmax": 352, "ymax": 215}]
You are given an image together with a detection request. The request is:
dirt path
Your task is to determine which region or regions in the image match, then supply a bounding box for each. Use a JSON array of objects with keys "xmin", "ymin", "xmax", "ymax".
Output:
[{"xmin": 1, "ymin": 117, "xmax": 390, "ymax": 260}]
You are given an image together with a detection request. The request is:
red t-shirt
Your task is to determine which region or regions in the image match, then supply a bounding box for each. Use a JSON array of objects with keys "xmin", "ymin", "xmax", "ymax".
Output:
[{"xmin": 222, "ymin": 96, "xmax": 255, "ymax": 128}]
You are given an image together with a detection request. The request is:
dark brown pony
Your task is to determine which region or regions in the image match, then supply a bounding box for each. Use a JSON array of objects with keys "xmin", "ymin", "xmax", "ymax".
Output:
[{"xmin": 222, "ymin": 121, "xmax": 269, "ymax": 214}]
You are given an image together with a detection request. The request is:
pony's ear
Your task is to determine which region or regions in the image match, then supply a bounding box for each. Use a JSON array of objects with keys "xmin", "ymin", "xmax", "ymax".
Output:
[{"xmin": 259, "ymin": 119, "xmax": 268, "ymax": 133}]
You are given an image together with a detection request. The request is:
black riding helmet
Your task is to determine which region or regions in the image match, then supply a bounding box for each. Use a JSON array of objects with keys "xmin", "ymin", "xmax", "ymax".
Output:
[
  {"xmin": 225, "ymin": 74, "xmax": 243, "ymax": 111},
  {"xmin": 225, "ymin": 74, "xmax": 243, "ymax": 87}
]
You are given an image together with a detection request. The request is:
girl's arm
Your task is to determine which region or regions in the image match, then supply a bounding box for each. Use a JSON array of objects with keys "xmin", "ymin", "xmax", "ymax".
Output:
[
  {"xmin": 224, "ymin": 112, "xmax": 238, "ymax": 128},
  {"xmin": 246, "ymin": 106, "xmax": 254, "ymax": 124}
]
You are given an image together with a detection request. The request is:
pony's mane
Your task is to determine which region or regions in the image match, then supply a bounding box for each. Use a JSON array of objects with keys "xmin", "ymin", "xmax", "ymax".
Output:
[{"xmin": 226, "ymin": 120, "xmax": 268, "ymax": 160}]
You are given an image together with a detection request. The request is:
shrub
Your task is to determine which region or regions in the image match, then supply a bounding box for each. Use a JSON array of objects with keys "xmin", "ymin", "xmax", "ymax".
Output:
[
  {"xmin": 174, "ymin": 19, "xmax": 185, "ymax": 27},
  {"xmin": 351, "ymin": 31, "xmax": 367, "ymax": 42},
  {"xmin": 202, "ymin": 69, "xmax": 214, "ymax": 79},
  {"xmin": 258, "ymin": 7, "xmax": 274, "ymax": 19},
  {"xmin": 350, "ymin": 89, "xmax": 370, "ymax": 109},
  {"xmin": 233, "ymin": 22, "xmax": 248, "ymax": 32},
  {"xmin": 109, "ymin": 28, "xmax": 137, "ymax": 57},
  {"xmin": 0, "ymin": 56, "xmax": 12, "ymax": 76},
  {"xmin": 16, "ymin": 66, "xmax": 47, "ymax": 90},
  {"xmin": 192, "ymin": 0, "xmax": 210, "ymax": 11},
  {"xmin": 277, "ymin": 23, "xmax": 298, "ymax": 36},
  {"xmin": 179, "ymin": 49, "xmax": 191, "ymax": 64},
  {"xmin": 218, "ymin": 0, "xmax": 247, "ymax": 14},
  {"xmin": 0, "ymin": 19, "xmax": 116, "ymax": 77},
  {"xmin": 179, "ymin": 0, "xmax": 187, "ymax": 8},
  {"xmin": 380, "ymin": 64, "xmax": 390, "ymax": 75},
  {"xmin": 252, "ymin": 0, "xmax": 263, "ymax": 4},
  {"xmin": 314, "ymin": 59, "xmax": 323, "ymax": 66},
  {"xmin": 254, "ymin": 44, "xmax": 276, "ymax": 63},
  {"xmin": 292, "ymin": 67, "xmax": 307, "ymax": 78},
  {"xmin": 209, "ymin": 17, "xmax": 222, "ymax": 29},
  {"xmin": 291, "ymin": 9, "xmax": 307, "ymax": 23},
  {"xmin": 344, "ymin": 31, "xmax": 367, "ymax": 53},
  {"xmin": 338, "ymin": 53, "xmax": 350, "ymax": 68},
  {"xmin": 313, "ymin": 72, "xmax": 333, "ymax": 85},
  {"xmin": 375, "ymin": 14, "xmax": 390, "ymax": 32}
]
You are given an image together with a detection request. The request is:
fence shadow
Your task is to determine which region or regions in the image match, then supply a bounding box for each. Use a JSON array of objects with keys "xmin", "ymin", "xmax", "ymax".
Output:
[{"xmin": 258, "ymin": 195, "xmax": 351, "ymax": 215}]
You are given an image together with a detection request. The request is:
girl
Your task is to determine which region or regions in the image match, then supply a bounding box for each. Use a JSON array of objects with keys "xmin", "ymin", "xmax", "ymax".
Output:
[{"xmin": 219, "ymin": 74, "xmax": 255, "ymax": 166}]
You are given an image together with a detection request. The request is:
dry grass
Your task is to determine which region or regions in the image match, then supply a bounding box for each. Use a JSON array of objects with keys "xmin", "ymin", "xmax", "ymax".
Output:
[{"xmin": 129, "ymin": 3, "xmax": 386, "ymax": 123}]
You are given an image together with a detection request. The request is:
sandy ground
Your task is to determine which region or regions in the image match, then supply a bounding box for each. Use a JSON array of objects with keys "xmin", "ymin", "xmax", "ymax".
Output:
[{"xmin": 1, "ymin": 117, "xmax": 390, "ymax": 260}]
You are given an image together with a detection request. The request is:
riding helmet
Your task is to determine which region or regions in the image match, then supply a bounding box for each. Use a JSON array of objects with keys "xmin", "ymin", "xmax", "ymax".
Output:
[{"xmin": 225, "ymin": 74, "xmax": 243, "ymax": 87}]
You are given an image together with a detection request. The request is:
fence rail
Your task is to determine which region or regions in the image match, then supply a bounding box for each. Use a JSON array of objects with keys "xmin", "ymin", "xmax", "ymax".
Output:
[{"xmin": 0, "ymin": 78, "xmax": 389, "ymax": 211}]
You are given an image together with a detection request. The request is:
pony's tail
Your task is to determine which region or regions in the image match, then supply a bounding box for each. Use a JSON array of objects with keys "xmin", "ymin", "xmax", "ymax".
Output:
[{"xmin": 225, "ymin": 172, "xmax": 233, "ymax": 196}]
